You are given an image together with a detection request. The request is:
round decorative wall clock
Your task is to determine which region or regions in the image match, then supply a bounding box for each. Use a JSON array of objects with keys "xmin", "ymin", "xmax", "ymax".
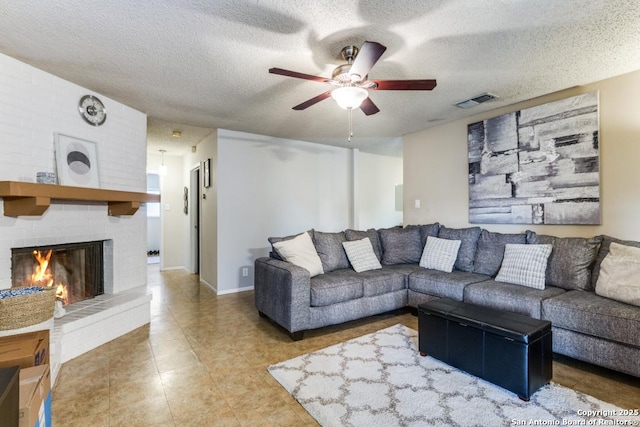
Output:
[{"xmin": 78, "ymin": 95, "xmax": 107, "ymax": 126}]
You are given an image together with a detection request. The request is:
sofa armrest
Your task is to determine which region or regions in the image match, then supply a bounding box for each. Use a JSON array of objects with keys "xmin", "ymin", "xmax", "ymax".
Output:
[{"xmin": 254, "ymin": 257, "xmax": 311, "ymax": 334}]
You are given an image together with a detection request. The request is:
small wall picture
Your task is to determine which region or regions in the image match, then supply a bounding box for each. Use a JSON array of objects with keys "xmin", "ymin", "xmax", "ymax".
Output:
[
  {"xmin": 203, "ymin": 158, "xmax": 211, "ymax": 188},
  {"xmin": 183, "ymin": 186, "xmax": 189, "ymax": 214},
  {"xmin": 54, "ymin": 133, "xmax": 100, "ymax": 188}
]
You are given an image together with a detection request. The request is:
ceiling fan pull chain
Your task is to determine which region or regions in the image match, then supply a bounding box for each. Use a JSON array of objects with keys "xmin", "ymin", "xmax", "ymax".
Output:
[{"xmin": 348, "ymin": 108, "xmax": 353, "ymax": 142}]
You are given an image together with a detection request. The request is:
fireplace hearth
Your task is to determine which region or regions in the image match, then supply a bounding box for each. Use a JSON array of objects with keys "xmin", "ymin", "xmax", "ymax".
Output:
[{"xmin": 11, "ymin": 241, "xmax": 105, "ymax": 306}]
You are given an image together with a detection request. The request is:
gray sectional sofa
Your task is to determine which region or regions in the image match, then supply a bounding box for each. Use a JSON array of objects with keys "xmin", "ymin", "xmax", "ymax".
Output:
[{"xmin": 254, "ymin": 224, "xmax": 640, "ymax": 378}]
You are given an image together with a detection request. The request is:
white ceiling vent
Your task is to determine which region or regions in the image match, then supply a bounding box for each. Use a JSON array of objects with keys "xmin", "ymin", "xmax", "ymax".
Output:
[{"xmin": 455, "ymin": 93, "xmax": 498, "ymax": 108}]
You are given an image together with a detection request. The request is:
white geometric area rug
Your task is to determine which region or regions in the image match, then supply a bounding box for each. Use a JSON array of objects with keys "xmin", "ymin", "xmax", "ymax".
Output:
[{"xmin": 269, "ymin": 324, "xmax": 635, "ymax": 427}]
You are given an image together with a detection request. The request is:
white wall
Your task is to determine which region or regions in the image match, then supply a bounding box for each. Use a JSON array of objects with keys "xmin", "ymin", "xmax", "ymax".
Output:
[
  {"xmin": 182, "ymin": 131, "xmax": 217, "ymax": 288},
  {"xmin": 147, "ymin": 152, "xmax": 185, "ymax": 270},
  {"xmin": 216, "ymin": 129, "xmax": 353, "ymax": 293},
  {"xmin": 170, "ymin": 130, "xmax": 405, "ymax": 294},
  {"xmin": 0, "ymin": 52, "xmax": 148, "ymax": 293},
  {"xmin": 404, "ymin": 70, "xmax": 640, "ymax": 240},
  {"xmin": 357, "ymin": 151, "xmax": 403, "ymax": 229},
  {"xmin": 166, "ymin": 129, "xmax": 406, "ymax": 293},
  {"xmin": 146, "ymin": 173, "xmax": 160, "ymax": 252},
  {"xmin": 147, "ymin": 217, "xmax": 160, "ymax": 252}
]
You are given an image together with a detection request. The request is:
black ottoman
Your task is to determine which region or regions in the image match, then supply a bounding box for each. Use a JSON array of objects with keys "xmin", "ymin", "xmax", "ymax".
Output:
[{"xmin": 418, "ymin": 298, "xmax": 552, "ymax": 401}]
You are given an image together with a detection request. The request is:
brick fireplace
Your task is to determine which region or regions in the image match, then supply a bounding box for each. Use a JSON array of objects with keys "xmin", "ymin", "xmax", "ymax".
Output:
[{"xmin": 0, "ymin": 52, "xmax": 152, "ymax": 384}]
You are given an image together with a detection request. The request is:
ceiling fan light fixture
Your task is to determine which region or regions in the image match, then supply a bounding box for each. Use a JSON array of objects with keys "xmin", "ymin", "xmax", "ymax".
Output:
[
  {"xmin": 331, "ymin": 86, "xmax": 368, "ymax": 110},
  {"xmin": 270, "ymin": 41, "xmax": 435, "ymax": 114}
]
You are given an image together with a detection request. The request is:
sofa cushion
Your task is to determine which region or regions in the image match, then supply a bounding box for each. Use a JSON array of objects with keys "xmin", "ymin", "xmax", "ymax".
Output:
[
  {"xmin": 381, "ymin": 264, "xmax": 424, "ymax": 276},
  {"xmin": 437, "ymin": 226, "xmax": 481, "ymax": 272},
  {"xmin": 592, "ymin": 235, "xmax": 640, "ymax": 290},
  {"xmin": 345, "ymin": 228, "xmax": 383, "ymax": 261},
  {"xmin": 526, "ymin": 231, "xmax": 601, "ymax": 291},
  {"xmin": 463, "ymin": 279, "xmax": 566, "ymax": 319},
  {"xmin": 409, "ymin": 270, "xmax": 490, "ymax": 301},
  {"xmin": 359, "ymin": 269, "xmax": 407, "ymax": 297},
  {"xmin": 313, "ymin": 231, "xmax": 350, "ymax": 273},
  {"xmin": 473, "ymin": 230, "xmax": 526, "ymax": 276},
  {"xmin": 342, "ymin": 238, "xmax": 382, "ymax": 273},
  {"xmin": 310, "ymin": 270, "xmax": 363, "ymax": 307},
  {"xmin": 418, "ymin": 223, "xmax": 440, "ymax": 247},
  {"xmin": 419, "ymin": 236, "xmax": 461, "ymax": 273},
  {"xmin": 378, "ymin": 226, "xmax": 423, "ymax": 265},
  {"xmin": 551, "ymin": 327, "xmax": 640, "ymax": 378},
  {"xmin": 542, "ymin": 290, "xmax": 640, "ymax": 348},
  {"xmin": 595, "ymin": 242, "xmax": 640, "ymax": 307},
  {"xmin": 495, "ymin": 244, "xmax": 552, "ymax": 290},
  {"xmin": 272, "ymin": 231, "xmax": 324, "ymax": 277}
]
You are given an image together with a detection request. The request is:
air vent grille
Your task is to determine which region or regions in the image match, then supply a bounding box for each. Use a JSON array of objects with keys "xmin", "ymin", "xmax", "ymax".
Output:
[{"xmin": 455, "ymin": 93, "xmax": 498, "ymax": 108}]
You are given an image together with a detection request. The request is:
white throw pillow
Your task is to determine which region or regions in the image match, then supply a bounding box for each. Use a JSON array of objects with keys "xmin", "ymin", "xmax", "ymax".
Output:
[
  {"xmin": 596, "ymin": 242, "xmax": 640, "ymax": 307},
  {"xmin": 272, "ymin": 231, "xmax": 324, "ymax": 277},
  {"xmin": 342, "ymin": 238, "xmax": 382, "ymax": 273},
  {"xmin": 419, "ymin": 236, "xmax": 461, "ymax": 273},
  {"xmin": 495, "ymin": 244, "xmax": 552, "ymax": 290}
]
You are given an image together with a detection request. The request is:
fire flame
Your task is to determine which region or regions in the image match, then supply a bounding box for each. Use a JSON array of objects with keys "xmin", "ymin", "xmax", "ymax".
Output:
[
  {"xmin": 55, "ymin": 283, "xmax": 68, "ymax": 305},
  {"xmin": 31, "ymin": 249, "xmax": 53, "ymax": 287},
  {"xmin": 31, "ymin": 250, "xmax": 69, "ymax": 306}
]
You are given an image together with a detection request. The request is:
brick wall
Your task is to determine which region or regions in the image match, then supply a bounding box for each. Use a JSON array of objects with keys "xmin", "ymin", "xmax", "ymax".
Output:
[{"xmin": 0, "ymin": 52, "xmax": 148, "ymax": 293}]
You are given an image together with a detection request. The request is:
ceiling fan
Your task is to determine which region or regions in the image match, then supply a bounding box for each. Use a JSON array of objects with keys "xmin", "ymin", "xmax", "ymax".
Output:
[{"xmin": 269, "ymin": 41, "xmax": 437, "ymax": 116}]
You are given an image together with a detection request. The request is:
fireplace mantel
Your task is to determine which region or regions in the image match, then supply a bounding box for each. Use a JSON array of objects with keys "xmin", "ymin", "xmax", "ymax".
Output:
[{"xmin": 0, "ymin": 181, "xmax": 160, "ymax": 217}]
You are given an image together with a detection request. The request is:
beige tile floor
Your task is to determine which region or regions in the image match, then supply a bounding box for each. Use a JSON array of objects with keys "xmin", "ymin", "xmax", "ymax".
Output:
[{"xmin": 52, "ymin": 265, "xmax": 640, "ymax": 426}]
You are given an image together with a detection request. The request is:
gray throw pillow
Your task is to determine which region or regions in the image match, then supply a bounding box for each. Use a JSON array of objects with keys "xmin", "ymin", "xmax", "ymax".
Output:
[
  {"xmin": 526, "ymin": 231, "xmax": 601, "ymax": 291},
  {"xmin": 313, "ymin": 231, "xmax": 350, "ymax": 273},
  {"xmin": 592, "ymin": 235, "xmax": 640, "ymax": 290},
  {"xmin": 473, "ymin": 230, "xmax": 526, "ymax": 277},
  {"xmin": 345, "ymin": 228, "xmax": 382, "ymax": 261},
  {"xmin": 437, "ymin": 226, "xmax": 482, "ymax": 272},
  {"xmin": 418, "ymin": 223, "xmax": 440, "ymax": 247},
  {"xmin": 378, "ymin": 226, "xmax": 422, "ymax": 265}
]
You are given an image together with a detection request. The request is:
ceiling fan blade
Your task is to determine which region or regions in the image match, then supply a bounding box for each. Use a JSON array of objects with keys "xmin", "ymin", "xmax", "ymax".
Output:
[
  {"xmin": 292, "ymin": 91, "xmax": 333, "ymax": 110},
  {"xmin": 269, "ymin": 67, "xmax": 329, "ymax": 83},
  {"xmin": 372, "ymin": 79, "xmax": 437, "ymax": 90},
  {"xmin": 348, "ymin": 41, "xmax": 387, "ymax": 81},
  {"xmin": 359, "ymin": 97, "xmax": 380, "ymax": 116}
]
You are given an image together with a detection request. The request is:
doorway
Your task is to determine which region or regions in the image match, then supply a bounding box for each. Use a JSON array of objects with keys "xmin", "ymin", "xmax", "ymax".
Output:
[
  {"xmin": 146, "ymin": 173, "xmax": 161, "ymax": 264},
  {"xmin": 189, "ymin": 167, "xmax": 201, "ymax": 274}
]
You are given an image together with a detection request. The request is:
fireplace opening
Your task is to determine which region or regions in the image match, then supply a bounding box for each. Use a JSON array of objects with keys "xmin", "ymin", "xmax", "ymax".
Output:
[{"xmin": 11, "ymin": 241, "xmax": 104, "ymax": 307}]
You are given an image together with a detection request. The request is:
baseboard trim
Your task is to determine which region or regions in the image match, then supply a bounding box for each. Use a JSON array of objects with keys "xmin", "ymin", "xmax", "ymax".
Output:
[
  {"xmin": 217, "ymin": 286, "xmax": 254, "ymax": 295},
  {"xmin": 160, "ymin": 266, "xmax": 186, "ymax": 271},
  {"xmin": 200, "ymin": 278, "xmax": 217, "ymax": 294}
]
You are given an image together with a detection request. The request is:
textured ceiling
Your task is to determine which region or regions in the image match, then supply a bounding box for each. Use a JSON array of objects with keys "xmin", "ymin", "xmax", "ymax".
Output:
[{"xmin": 0, "ymin": 1, "xmax": 639, "ymax": 157}]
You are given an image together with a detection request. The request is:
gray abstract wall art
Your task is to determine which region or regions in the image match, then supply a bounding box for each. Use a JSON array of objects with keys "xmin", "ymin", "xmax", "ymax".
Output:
[{"xmin": 468, "ymin": 91, "xmax": 600, "ymax": 224}]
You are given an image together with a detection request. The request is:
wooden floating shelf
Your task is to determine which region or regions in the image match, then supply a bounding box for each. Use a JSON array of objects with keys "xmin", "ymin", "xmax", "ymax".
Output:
[{"xmin": 0, "ymin": 181, "xmax": 160, "ymax": 217}]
